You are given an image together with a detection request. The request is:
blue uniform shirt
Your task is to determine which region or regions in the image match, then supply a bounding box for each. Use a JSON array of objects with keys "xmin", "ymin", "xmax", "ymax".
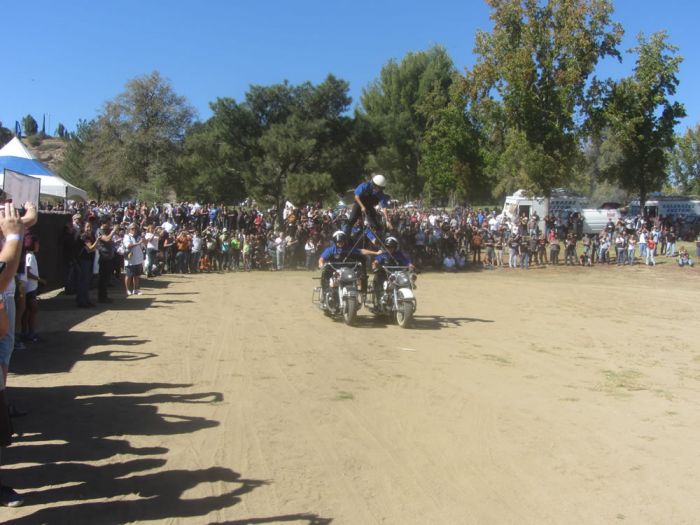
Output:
[
  {"xmin": 355, "ymin": 181, "xmax": 389, "ymax": 208},
  {"xmin": 375, "ymin": 250, "xmax": 411, "ymax": 266},
  {"xmin": 320, "ymin": 244, "xmax": 362, "ymax": 262}
]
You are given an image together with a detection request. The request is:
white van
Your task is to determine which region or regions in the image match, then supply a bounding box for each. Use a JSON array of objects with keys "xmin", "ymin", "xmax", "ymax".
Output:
[{"xmin": 500, "ymin": 189, "xmax": 615, "ymax": 234}]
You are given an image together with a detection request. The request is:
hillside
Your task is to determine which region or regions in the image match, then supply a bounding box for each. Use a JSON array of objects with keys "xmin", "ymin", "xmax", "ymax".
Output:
[{"xmin": 24, "ymin": 136, "xmax": 69, "ymax": 174}]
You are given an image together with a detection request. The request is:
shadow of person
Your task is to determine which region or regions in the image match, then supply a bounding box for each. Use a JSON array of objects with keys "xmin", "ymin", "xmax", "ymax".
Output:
[
  {"xmin": 212, "ymin": 514, "xmax": 333, "ymax": 525},
  {"xmin": 4, "ymin": 467, "xmax": 267, "ymax": 524},
  {"xmin": 411, "ymin": 315, "xmax": 495, "ymax": 330},
  {"xmin": 10, "ymin": 332, "xmax": 152, "ymax": 375},
  {"xmin": 1, "ymin": 381, "xmax": 252, "ymax": 523}
]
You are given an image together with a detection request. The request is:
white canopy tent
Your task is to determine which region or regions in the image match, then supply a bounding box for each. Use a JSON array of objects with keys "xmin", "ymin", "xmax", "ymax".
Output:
[{"xmin": 0, "ymin": 137, "xmax": 88, "ymax": 200}]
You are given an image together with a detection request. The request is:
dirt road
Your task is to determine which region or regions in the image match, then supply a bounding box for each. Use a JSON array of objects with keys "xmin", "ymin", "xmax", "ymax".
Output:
[{"xmin": 5, "ymin": 263, "xmax": 699, "ymax": 524}]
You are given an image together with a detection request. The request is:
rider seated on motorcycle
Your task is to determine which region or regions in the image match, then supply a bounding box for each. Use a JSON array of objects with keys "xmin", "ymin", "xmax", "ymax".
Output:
[
  {"xmin": 344, "ymin": 174, "xmax": 390, "ymax": 237},
  {"xmin": 318, "ymin": 231, "xmax": 380, "ymax": 294},
  {"xmin": 371, "ymin": 236, "xmax": 414, "ymax": 310}
]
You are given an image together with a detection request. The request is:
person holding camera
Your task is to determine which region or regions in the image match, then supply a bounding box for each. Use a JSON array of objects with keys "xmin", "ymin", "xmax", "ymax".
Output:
[{"xmin": 96, "ymin": 215, "xmax": 119, "ymax": 304}]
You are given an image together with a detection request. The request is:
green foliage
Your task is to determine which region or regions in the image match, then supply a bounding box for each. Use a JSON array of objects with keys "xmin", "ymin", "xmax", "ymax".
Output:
[
  {"xmin": 0, "ymin": 124, "xmax": 11, "ymax": 147},
  {"xmin": 467, "ymin": 0, "xmax": 623, "ymax": 198},
  {"xmin": 26, "ymin": 134, "xmax": 41, "ymax": 147},
  {"xmin": 419, "ymin": 85, "xmax": 486, "ymax": 205},
  {"xmin": 360, "ymin": 46, "xmax": 456, "ymax": 199},
  {"xmin": 669, "ymin": 124, "xmax": 700, "ymax": 195},
  {"xmin": 56, "ymin": 123, "xmax": 67, "ymax": 139},
  {"xmin": 285, "ymin": 172, "xmax": 335, "ymax": 204},
  {"xmin": 59, "ymin": 71, "xmax": 195, "ymax": 200},
  {"xmin": 182, "ymin": 75, "xmax": 363, "ymax": 221},
  {"xmin": 599, "ymin": 31, "xmax": 686, "ymax": 205},
  {"xmin": 22, "ymin": 115, "xmax": 38, "ymax": 136}
]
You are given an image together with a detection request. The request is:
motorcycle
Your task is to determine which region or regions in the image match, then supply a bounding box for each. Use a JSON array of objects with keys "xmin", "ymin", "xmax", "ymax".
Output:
[
  {"xmin": 313, "ymin": 261, "xmax": 363, "ymax": 326},
  {"xmin": 371, "ymin": 265, "xmax": 417, "ymax": 328}
]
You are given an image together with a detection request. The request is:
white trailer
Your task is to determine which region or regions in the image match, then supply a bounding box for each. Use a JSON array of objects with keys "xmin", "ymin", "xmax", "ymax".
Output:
[
  {"xmin": 499, "ymin": 189, "xmax": 618, "ymax": 235},
  {"xmin": 627, "ymin": 196, "xmax": 700, "ymax": 218}
]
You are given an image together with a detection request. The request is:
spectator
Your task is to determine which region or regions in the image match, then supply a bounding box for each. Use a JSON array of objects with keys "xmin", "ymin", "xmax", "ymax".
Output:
[
  {"xmin": 96, "ymin": 216, "xmax": 119, "ymax": 304},
  {"xmin": 123, "ymin": 224, "xmax": 145, "ymax": 296},
  {"xmin": 77, "ymin": 221, "xmax": 98, "ymax": 307},
  {"xmin": 677, "ymin": 246, "xmax": 693, "ymax": 267},
  {"xmin": 21, "ymin": 235, "xmax": 45, "ymax": 342},
  {"xmin": 0, "ymin": 201, "xmax": 37, "ymax": 508}
]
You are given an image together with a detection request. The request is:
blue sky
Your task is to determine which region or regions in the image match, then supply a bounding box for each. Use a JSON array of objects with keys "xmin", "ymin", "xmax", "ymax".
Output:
[{"xmin": 2, "ymin": 0, "xmax": 698, "ymax": 135}]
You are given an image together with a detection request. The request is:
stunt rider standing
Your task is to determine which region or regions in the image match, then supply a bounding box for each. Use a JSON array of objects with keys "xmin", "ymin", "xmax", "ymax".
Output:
[
  {"xmin": 345, "ymin": 174, "xmax": 390, "ymax": 237},
  {"xmin": 371, "ymin": 236, "xmax": 414, "ymax": 310},
  {"xmin": 318, "ymin": 231, "xmax": 380, "ymax": 296}
]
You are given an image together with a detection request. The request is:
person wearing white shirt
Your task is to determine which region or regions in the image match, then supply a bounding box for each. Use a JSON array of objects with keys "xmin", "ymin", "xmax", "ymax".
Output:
[
  {"xmin": 22, "ymin": 235, "xmax": 45, "ymax": 343},
  {"xmin": 122, "ymin": 224, "xmax": 145, "ymax": 296}
]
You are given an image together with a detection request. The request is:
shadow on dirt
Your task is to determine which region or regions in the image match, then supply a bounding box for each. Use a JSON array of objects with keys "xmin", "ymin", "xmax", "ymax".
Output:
[
  {"xmin": 10, "ymin": 332, "xmax": 154, "ymax": 375},
  {"xmin": 411, "ymin": 315, "xmax": 494, "ymax": 330},
  {"xmin": 212, "ymin": 514, "xmax": 333, "ymax": 525},
  {"xmin": 2, "ymin": 382, "xmax": 281, "ymax": 524}
]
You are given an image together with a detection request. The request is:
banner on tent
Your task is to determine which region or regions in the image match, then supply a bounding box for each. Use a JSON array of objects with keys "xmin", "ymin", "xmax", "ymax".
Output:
[{"xmin": 1, "ymin": 169, "xmax": 41, "ymax": 208}]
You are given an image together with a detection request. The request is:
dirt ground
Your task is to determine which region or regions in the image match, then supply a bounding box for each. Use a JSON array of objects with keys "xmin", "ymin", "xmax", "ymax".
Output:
[{"xmin": 3, "ymin": 260, "xmax": 699, "ymax": 524}]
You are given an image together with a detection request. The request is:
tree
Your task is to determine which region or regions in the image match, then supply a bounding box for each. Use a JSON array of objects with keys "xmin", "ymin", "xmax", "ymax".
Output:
[
  {"xmin": 669, "ymin": 124, "xmax": 700, "ymax": 195},
  {"xmin": 600, "ymin": 31, "xmax": 686, "ymax": 207},
  {"xmin": 466, "ymin": 0, "xmax": 623, "ymax": 200},
  {"xmin": 360, "ymin": 46, "xmax": 456, "ymax": 199},
  {"xmin": 243, "ymin": 76, "xmax": 359, "ymax": 224},
  {"xmin": 181, "ymin": 75, "xmax": 366, "ymax": 221},
  {"xmin": 56, "ymin": 123, "xmax": 68, "ymax": 139},
  {"xmin": 418, "ymin": 85, "xmax": 486, "ymax": 205},
  {"xmin": 0, "ymin": 123, "xmax": 12, "ymax": 148},
  {"xmin": 22, "ymin": 115, "xmax": 38, "ymax": 136},
  {"xmin": 61, "ymin": 71, "xmax": 195, "ymax": 200},
  {"xmin": 59, "ymin": 119, "xmax": 116, "ymax": 201}
]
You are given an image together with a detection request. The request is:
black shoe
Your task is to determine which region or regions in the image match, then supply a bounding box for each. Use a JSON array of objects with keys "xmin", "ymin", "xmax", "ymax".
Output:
[{"xmin": 0, "ymin": 486, "xmax": 24, "ymax": 507}]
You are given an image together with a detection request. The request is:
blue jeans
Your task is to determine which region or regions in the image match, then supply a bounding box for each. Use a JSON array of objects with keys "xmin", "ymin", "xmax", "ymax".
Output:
[
  {"xmin": 520, "ymin": 253, "xmax": 529, "ymax": 269},
  {"xmin": 276, "ymin": 249, "xmax": 285, "ymax": 270},
  {"xmin": 176, "ymin": 250, "xmax": 189, "ymax": 273},
  {"xmin": 509, "ymin": 249, "xmax": 518, "ymax": 268},
  {"xmin": 0, "ymin": 291, "xmax": 16, "ymax": 366}
]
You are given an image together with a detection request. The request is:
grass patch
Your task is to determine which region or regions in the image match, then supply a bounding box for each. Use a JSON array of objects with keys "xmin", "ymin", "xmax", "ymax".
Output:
[
  {"xmin": 482, "ymin": 353, "xmax": 512, "ymax": 366},
  {"xmin": 598, "ymin": 369, "xmax": 647, "ymax": 397},
  {"xmin": 334, "ymin": 391, "xmax": 354, "ymax": 401}
]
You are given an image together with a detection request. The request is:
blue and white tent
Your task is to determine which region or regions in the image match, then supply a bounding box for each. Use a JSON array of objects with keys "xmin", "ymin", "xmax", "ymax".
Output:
[{"xmin": 0, "ymin": 137, "xmax": 87, "ymax": 200}]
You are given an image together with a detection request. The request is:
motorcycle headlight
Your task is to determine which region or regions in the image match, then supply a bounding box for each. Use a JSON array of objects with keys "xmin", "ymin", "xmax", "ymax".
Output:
[{"xmin": 396, "ymin": 273, "xmax": 409, "ymax": 286}]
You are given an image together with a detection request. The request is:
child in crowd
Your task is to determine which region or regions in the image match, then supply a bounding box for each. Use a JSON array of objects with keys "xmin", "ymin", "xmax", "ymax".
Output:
[{"xmin": 22, "ymin": 235, "xmax": 45, "ymax": 342}]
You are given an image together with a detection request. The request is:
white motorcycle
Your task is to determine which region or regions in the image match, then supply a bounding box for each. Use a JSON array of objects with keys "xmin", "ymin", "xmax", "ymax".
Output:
[
  {"xmin": 371, "ymin": 265, "xmax": 417, "ymax": 328},
  {"xmin": 313, "ymin": 261, "xmax": 363, "ymax": 326}
]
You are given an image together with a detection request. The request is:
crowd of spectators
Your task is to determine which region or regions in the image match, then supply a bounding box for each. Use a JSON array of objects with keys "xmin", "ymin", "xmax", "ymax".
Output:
[{"xmin": 46, "ymin": 199, "xmax": 698, "ymax": 296}]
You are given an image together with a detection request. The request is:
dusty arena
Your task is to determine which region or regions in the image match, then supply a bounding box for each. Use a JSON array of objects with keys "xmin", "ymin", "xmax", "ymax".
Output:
[{"xmin": 4, "ymin": 263, "xmax": 699, "ymax": 524}]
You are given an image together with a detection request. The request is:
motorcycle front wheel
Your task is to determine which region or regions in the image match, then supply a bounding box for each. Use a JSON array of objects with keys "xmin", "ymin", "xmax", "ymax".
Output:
[
  {"xmin": 343, "ymin": 296, "xmax": 358, "ymax": 326},
  {"xmin": 395, "ymin": 301, "xmax": 414, "ymax": 328}
]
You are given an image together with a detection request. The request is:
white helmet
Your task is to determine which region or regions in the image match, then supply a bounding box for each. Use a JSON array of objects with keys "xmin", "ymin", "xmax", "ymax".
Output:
[
  {"xmin": 371, "ymin": 174, "xmax": 386, "ymax": 189},
  {"xmin": 332, "ymin": 230, "xmax": 347, "ymax": 243}
]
